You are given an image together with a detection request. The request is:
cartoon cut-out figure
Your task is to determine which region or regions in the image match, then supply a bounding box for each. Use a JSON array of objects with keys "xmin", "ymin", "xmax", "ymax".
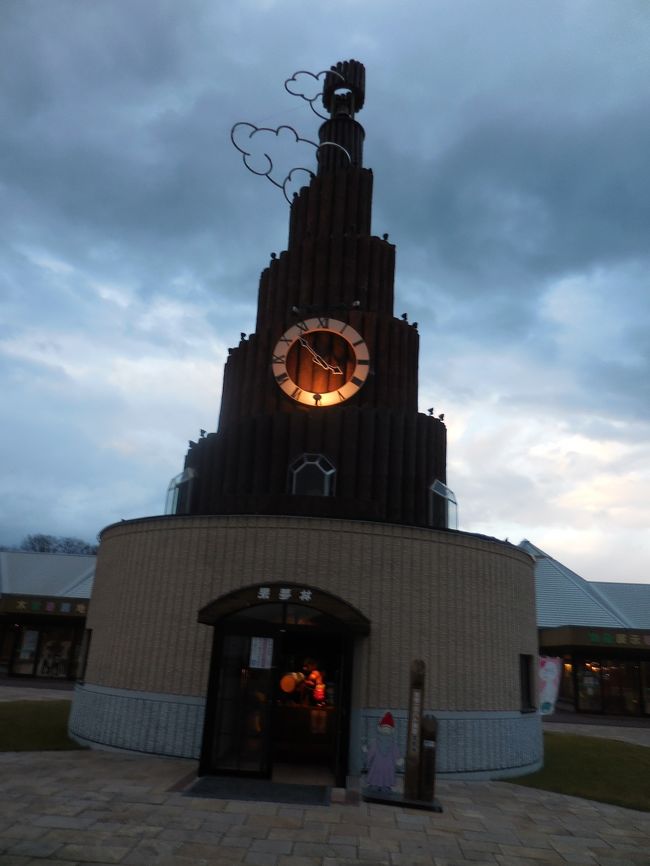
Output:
[{"xmin": 365, "ymin": 711, "xmax": 402, "ymax": 791}]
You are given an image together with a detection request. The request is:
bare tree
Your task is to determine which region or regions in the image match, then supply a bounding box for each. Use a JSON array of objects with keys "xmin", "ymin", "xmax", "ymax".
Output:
[{"xmin": 19, "ymin": 534, "xmax": 98, "ymax": 555}]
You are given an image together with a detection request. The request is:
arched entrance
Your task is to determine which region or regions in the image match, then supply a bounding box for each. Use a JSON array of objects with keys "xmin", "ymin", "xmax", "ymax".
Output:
[{"xmin": 197, "ymin": 583, "xmax": 370, "ymax": 787}]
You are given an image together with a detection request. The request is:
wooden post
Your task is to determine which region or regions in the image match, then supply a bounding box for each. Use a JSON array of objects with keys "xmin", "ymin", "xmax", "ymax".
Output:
[
  {"xmin": 403, "ymin": 659, "xmax": 425, "ymax": 800},
  {"xmin": 419, "ymin": 714, "xmax": 438, "ymax": 802}
]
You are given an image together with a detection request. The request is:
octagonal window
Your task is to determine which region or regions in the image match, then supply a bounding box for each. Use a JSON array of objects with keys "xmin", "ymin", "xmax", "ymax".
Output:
[{"xmin": 289, "ymin": 454, "xmax": 336, "ymax": 497}]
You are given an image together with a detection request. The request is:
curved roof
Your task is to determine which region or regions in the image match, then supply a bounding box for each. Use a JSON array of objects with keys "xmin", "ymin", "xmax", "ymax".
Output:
[
  {"xmin": 519, "ymin": 539, "xmax": 650, "ymax": 629},
  {"xmin": 0, "ymin": 550, "xmax": 95, "ymax": 599}
]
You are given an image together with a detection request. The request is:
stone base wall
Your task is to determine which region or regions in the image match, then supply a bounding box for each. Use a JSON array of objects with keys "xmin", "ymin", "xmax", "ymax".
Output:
[
  {"xmin": 356, "ymin": 708, "xmax": 542, "ymax": 780},
  {"xmin": 69, "ymin": 683, "xmax": 205, "ymax": 759},
  {"xmin": 70, "ymin": 684, "xmax": 542, "ymax": 779}
]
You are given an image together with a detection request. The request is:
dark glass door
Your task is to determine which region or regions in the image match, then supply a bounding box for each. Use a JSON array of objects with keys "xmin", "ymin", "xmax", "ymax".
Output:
[{"xmin": 207, "ymin": 633, "xmax": 276, "ymax": 776}]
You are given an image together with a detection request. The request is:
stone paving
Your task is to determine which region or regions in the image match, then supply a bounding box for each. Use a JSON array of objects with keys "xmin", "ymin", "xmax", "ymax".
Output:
[
  {"xmin": 2, "ymin": 687, "xmax": 650, "ymax": 865},
  {"xmin": 1, "ymin": 748, "xmax": 650, "ymax": 866}
]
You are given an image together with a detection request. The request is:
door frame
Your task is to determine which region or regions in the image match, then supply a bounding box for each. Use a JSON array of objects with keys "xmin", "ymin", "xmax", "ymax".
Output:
[{"xmin": 197, "ymin": 584, "xmax": 370, "ymax": 787}]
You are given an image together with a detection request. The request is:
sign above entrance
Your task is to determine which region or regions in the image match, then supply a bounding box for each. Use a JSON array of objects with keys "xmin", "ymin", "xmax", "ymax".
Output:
[
  {"xmin": 197, "ymin": 582, "xmax": 370, "ymax": 635},
  {"xmin": 540, "ymin": 625, "xmax": 650, "ymax": 650},
  {"xmin": 256, "ymin": 586, "xmax": 313, "ymax": 603},
  {"xmin": 0, "ymin": 595, "xmax": 88, "ymax": 617}
]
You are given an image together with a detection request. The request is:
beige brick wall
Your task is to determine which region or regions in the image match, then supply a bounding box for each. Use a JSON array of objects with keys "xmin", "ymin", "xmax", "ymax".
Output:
[{"xmin": 85, "ymin": 515, "xmax": 537, "ymax": 712}]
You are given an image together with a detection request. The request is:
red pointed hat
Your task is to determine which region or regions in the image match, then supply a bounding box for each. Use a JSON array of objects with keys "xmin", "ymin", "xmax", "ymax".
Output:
[{"xmin": 379, "ymin": 711, "xmax": 395, "ymax": 728}]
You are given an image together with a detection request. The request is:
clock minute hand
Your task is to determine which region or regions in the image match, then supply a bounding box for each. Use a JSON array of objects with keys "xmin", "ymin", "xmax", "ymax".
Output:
[{"xmin": 298, "ymin": 336, "xmax": 343, "ymax": 375}]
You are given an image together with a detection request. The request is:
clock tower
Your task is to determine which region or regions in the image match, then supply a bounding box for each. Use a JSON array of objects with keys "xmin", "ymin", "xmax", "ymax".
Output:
[
  {"xmin": 72, "ymin": 60, "xmax": 541, "ymax": 788},
  {"xmin": 176, "ymin": 60, "xmax": 448, "ymax": 529}
]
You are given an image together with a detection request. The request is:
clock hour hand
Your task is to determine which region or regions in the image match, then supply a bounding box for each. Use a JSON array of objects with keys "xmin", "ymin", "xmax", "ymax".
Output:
[{"xmin": 298, "ymin": 336, "xmax": 343, "ymax": 375}]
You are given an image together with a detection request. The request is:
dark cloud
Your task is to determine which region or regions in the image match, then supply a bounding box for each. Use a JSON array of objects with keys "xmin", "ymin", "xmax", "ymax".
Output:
[
  {"xmin": 376, "ymin": 109, "xmax": 650, "ymax": 295},
  {"xmin": 1, "ymin": 0, "xmax": 649, "ymax": 580}
]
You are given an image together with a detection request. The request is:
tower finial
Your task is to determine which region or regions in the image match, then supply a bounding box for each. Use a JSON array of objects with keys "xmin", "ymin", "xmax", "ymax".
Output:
[
  {"xmin": 318, "ymin": 60, "xmax": 366, "ymax": 172},
  {"xmin": 322, "ymin": 60, "xmax": 366, "ymax": 118}
]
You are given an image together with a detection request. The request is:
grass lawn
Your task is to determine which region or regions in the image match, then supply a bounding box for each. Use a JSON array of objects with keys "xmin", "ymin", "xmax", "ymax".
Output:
[
  {"xmin": 509, "ymin": 731, "xmax": 650, "ymax": 812},
  {"xmin": 0, "ymin": 700, "xmax": 85, "ymax": 751}
]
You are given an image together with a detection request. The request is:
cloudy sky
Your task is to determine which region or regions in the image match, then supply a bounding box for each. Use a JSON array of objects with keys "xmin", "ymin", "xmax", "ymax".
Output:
[{"xmin": 2, "ymin": 0, "xmax": 649, "ymax": 582}]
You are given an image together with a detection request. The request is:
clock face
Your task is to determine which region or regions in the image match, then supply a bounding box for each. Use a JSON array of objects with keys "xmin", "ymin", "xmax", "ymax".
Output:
[{"xmin": 271, "ymin": 317, "xmax": 370, "ymax": 406}]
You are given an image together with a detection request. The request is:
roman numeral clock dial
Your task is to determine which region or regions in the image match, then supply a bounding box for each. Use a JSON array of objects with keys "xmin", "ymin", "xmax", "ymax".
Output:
[{"xmin": 271, "ymin": 318, "xmax": 370, "ymax": 407}]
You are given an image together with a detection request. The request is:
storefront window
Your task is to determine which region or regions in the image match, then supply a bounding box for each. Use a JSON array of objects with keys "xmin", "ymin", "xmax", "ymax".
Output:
[
  {"xmin": 559, "ymin": 658, "xmax": 575, "ymax": 704},
  {"xmin": 7, "ymin": 626, "xmax": 79, "ymax": 678},
  {"xmin": 0, "ymin": 627, "xmax": 15, "ymax": 675},
  {"xmin": 35, "ymin": 629, "xmax": 74, "ymax": 678},
  {"xmin": 519, "ymin": 654, "xmax": 535, "ymax": 711},
  {"xmin": 577, "ymin": 660, "xmax": 602, "ymax": 712},
  {"xmin": 601, "ymin": 661, "xmax": 641, "ymax": 716},
  {"xmin": 12, "ymin": 628, "xmax": 40, "ymax": 675},
  {"xmin": 73, "ymin": 629, "xmax": 92, "ymax": 681},
  {"xmin": 642, "ymin": 663, "xmax": 650, "ymax": 716}
]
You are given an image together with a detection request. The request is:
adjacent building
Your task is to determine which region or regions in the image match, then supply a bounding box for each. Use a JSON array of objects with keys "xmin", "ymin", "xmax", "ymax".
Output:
[
  {"xmin": 0, "ymin": 550, "xmax": 94, "ymax": 680},
  {"xmin": 525, "ymin": 540, "xmax": 650, "ymax": 717}
]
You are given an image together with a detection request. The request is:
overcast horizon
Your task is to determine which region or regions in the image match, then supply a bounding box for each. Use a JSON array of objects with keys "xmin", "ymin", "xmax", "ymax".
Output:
[{"xmin": 2, "ymin": 0, "xmax": 649, "ymax": 582}]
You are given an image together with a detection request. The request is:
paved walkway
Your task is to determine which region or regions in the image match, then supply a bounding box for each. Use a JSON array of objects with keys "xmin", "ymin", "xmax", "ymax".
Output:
[
  {"xmin": 1, "ymin": 687, "xmax": 650, "ymax": 864},
  {"xmin": 1, "ymin": 749, "xmax": 650, "ymax": 864}
]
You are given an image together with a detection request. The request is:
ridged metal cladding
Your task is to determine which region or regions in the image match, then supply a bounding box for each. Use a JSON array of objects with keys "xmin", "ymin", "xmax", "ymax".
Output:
[{"xmin": 318, "ymin": 117, "xmax": 365, "ymax": 170}]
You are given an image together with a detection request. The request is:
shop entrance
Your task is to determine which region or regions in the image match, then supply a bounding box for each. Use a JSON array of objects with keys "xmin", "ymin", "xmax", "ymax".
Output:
[
  {"xmin": 197, "ymin": 584, "xmax": 370, "ymax": 787},
  {"xmin": 0, "ymin": 621, "xmax": 85, "ymax": 679}
]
